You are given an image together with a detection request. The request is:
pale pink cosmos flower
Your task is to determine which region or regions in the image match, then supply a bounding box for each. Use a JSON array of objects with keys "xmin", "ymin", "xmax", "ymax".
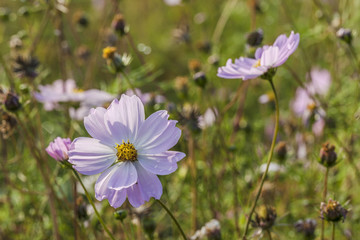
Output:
[
  {"xmin": 217, "ymin": 32, "xmax": 300, "ymax": 80},
  {"xmin": 69, "ymin": 95, "xmax": 185, "ymax": 208},
  {"xmin": 46, "ymin": 137, "xmax": 72, "ymax": 162},
  {"xmin": 35, "ymin": 79, "xmax": 114, "ymax": 120},
  {"xmin": 291, "ymin": 68, "xmax": 331, "ymax": 136}
]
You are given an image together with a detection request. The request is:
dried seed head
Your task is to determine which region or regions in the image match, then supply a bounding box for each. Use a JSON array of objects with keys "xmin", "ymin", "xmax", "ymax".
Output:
[
  {"xmin": 1, "ymin": 111, "xmax": 17, "ymax": 139},
  {"xmin": 336, "ymin": 28, "xmax": 352, "ymax": 45},
  {"xmin": 320, "ymin": 199, "xmax": 348, "ymax": 222},
  {"xmin": 294, "ymin": 219, "xmax": 317, "ymax": 237},
  {"xmin": 246, "ymin": 29, "xmax": 264, "ymax": 47},
  {"xmin": 4, "ymin": 92, "xmax": 21, "ymax": 111},
  {"xmin": 275, "ymin": 141, "xmax": 287, "ymax": 161},
  {"xmin": 193, "ymin": 71, "xmax": 207, "ymax": 89},
  {"xmin": 251, "ymin": 205, "xmax": 277, "ymax": 230},
  {"xmin": 319, "ymin": 142, "xmax": 337, "ymax": 168},
  {"xmin": 188, "ymin": 59, "xmax": 202, "ymax": 72},
  {"xmin": 112, "ymin": 14, "xmax": 127, "ymax": 36}
]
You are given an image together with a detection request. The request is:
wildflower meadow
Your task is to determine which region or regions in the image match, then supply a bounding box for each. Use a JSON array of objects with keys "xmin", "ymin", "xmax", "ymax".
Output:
[{"xmin": 1, "ymin": 0, "xmax": 360, "ymax": 239}]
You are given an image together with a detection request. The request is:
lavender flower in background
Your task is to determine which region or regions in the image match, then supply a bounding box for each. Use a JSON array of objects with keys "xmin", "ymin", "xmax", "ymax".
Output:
[
  {"xmin": 34, "ymin": 79, "xmax": 114, "ymax": 120},
  {"xmin": 218, "ymin": 31, "xmax": 299, "ymax": 80},
  {"xmin": 291, "ymin": 68, "xmax": 331, "ymax": 136},
  {"xmin": 69, "ymin": 94, "xmax": 185, "ymax": 208},
  {"xmin": 198, "ymin": 108, "xmax": 217, "ymax": 129},
  {"xmin": 46, "ymin": 137, "xmax": 72, "ymax": 162},
  {"xmin": 126, "ymin": 88, "xmax": 166, "ymax": 105}
]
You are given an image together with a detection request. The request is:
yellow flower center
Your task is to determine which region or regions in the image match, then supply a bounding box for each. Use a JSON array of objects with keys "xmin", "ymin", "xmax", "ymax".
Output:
[
  {"xmin": 73, "ymin": 88, "xmax": 84, "ymax": 93},
  {"xmin": 102, "ymin": 46, "xmax": 117, "ymax": 60},
  {"xmin": 115, "ymin": 140, "xmax": 137, "ymax": 162},
  {"xmin": 253, "ymin": 59, "xmax": 261, "ymax": 68},
  {"xmin": 307, "ymin": 103, "xmax": 316, "ymax": 111}
]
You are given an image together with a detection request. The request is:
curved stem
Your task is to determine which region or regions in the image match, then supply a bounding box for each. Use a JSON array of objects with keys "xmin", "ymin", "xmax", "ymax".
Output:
[
  {"xmin": 72, "ymin": 170, "xmax": 115, "ymax": 240},
  {"xmin": 242, "ymin": 79, "xmax": 279, "ymax": 239},
  {"xmin": 156, "ymin": 199, "xmax": 187, "ymax": 240}
]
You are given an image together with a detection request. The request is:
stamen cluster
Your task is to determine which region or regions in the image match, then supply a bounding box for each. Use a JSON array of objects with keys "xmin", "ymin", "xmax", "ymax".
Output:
[{"xmin": 115, "ymin": 140, "xmax": 137, "ymax": 162}]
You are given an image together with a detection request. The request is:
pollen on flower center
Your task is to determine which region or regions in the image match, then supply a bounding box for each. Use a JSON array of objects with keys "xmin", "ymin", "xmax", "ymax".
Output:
[
  {"xmin": 73, "ymin": 88, "xmax": 84, "ymax": 93},
  {"xmin": 253, "ymin": 59, "xmax": 261, "ymax": 68},
  {"xmin": 307, "ymin": 103, "xmax": 316, "ymax": 111},
  {"xmin": 115, "ymin": 140, "xmax": 137, "ymax": 162}
]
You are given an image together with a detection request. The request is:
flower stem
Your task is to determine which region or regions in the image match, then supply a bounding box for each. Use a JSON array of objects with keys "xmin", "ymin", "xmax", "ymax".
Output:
[
  {"xmin": 332, "ymin": 222, "xmax": 335, "ymax": 240},
  {"xmin": 156, "ymin": 199, "xmax": 187, "ymax": 240},
  {"xmin": 321, "ymin": 167, "xmax": 329, "ymax": 240},
  {"xmin": 72, "ymin": 169, "xmax": 115, "ymax": 240},
  {"xmin": 120, "ymin": 70, "xmax": 138, "ymax": 96},
  {"xmin": 266, "ymin": 229, "xmax": 273, "ymax": 240},
  {"xmin": 242, "ymin": 79, "xmax": 279, "ymax": 239}
]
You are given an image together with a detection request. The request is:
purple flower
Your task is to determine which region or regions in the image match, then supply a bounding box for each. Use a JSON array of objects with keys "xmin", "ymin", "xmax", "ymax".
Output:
[
  {"xmin": 46, "ymin": 137, "xmax": 72, "ymax": 162},
  {"xmin": 217, "ymin": 31, "xmax": 300, "ymax": 80},
  {"xmin": 68, "ymin": 95, "xmax": 185, "ymax": 208},
  {"xmin": 35, "ymin": 79, "xmax": 114, "ymax": 119},
  {"xmin": 291, "ymin": 68, "xmax": 331, "ymax": 136}
]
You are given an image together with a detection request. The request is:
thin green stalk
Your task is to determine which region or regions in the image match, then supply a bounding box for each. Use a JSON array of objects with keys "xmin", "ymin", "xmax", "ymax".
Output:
[
  {"xmin": 321, "ymin": 168, "xmax": 329, "ymax": 240},
  {"xmin": 242, "ymin": 79, "xmax": 279, "ymax": 239},
  {"xmin": 120, "ymin": 70, "xmax": 138, "ymax": 96},
  {"xmin": 72, "ymin": 170, "xmax": 115, "ymax": 240},
  {"xmin": 266, "ymin": 229, "xmax": 273, "ymax": 240},
  {"xmin": 332, "ymin": 222, "xmax": 335, "ymax": 240},
  {"xmin": 156, "ymin": 199, "xmax": 187, "ymax": 240}
]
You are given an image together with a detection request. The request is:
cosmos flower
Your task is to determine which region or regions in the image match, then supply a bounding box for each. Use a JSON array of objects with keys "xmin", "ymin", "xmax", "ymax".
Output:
[
  {"xmin": 46, "ymin": 137, "xmax": 72, "ymax": 162},
  {"xmin": 69, "ymin": 95, "xmax": 185, "ymax": 208},
  {"xmin": 217, "ymin": 31, "xmax": 299, "ymax": 80},
  {"xmin": 291, "ymin": 68, "xmax": 331, "ymax": 136},
  {"xmin": 34, "ymin": 79, "xmax": 114, "ymax": 119}
]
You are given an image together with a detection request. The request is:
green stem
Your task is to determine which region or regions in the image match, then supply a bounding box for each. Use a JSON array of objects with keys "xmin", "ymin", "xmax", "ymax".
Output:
[
  {"xmin": 72, "ymin": 170, "xmax": 115, "ymax": 240},
  {"xmin": 332, "ymin": 222, "xmax": 335, "ymax": 240},
  {"xmin": 156, "ymin": 199, "xmax": 187, "ymax": 240},
  {"xmin": 242, "ymin": 79, "xmax": 279, "ymax": 239},
  {"xmin": 321, "ymin": 168, "xmax": 329, "ymax": 240},
  {"xmin": 267, "ymin": 229, "xmax": 273, "ymax": 240},
  {"xmin": 120, "ymin": 70, "xmax": 138, "ymax": 96}
]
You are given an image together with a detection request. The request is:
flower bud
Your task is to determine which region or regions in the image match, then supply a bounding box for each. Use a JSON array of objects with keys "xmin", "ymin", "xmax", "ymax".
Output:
[
  {"xmin": 320, "ymin": 199, "xmax": 348, "ymax": 222},
  {"xmin": 73, "ymin": 11, "xmax": 89, "ymax": 28},
  {"xmin": 76, "ymin": 196, "xmax": 88, "ymax": 221},
  {"xmin": 319, "ymin": 142, "xmax": 337, "ymax": 168},
  {"xmin": 112, "ymin": 14, "xmax": 127, "ymax": 36},
  {"xmin": 246, "ymin": 29, "xmax": 264, "ymax": 47},
  {"xmin": 114, "ymin": 209, "xmax": 127, "ymax": 221},
  {"xmin": 188, "ymin": 59, "xmax": 202, "ymax": 72},
  {"xmin": 275, "ymin": 141, "xmax": 287, "ymax": 162},
  {"xmin": 46, "ymin": 137, "xmax": 72, "ymax": 162},
  {"xmin": 4, "ymin": 92, "xmax": 21, "ymax": 111},
  {"xmin": 336, "ymin": 28, "xmax": 352, "ymax": 45},
  {"xmin": 193, "ymin": 71, "xmax": 207, "ymax": 89},
  {"xmin": 294, "ymin": 219, "xmax": 316, "ymax": 238},
  {"xmin": 196, "ymin": 40, "xmax": 211, "ymax": 53},
  {"xmin": 251, "ymin": 205, "xmax": 277, "ymax": 230}
]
